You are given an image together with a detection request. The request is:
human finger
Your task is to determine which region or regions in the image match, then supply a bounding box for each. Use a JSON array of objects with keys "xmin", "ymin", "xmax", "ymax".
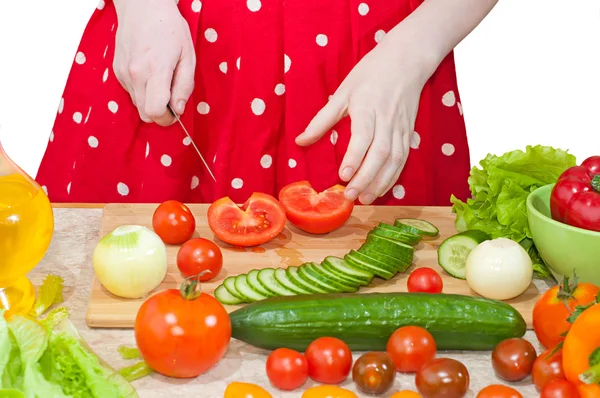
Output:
[
  {"xmin": 296, "ymin": 95, "xmax": 347, "ymax": 146},
  {"xmin": 170, "ymin": 46, "xmax": 196, "ymax": 114},
  {"xmin": 145, "ymin": 70, "xmax": 175, "ymax": 126}
]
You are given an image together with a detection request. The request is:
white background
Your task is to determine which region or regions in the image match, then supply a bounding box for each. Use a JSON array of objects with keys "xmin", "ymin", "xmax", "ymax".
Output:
[{"xmin": 1, "ymin": 0, "xmax": 599, "ymax": 178}]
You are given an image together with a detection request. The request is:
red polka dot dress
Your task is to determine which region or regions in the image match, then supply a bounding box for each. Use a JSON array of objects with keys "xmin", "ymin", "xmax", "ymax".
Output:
[{"xmin": 36, "ymin": 0, "xmax": 471, "ymax": 206}]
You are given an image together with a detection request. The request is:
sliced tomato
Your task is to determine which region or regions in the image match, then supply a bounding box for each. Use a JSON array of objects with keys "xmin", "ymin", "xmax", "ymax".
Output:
[
  {"xmin": 278, "ymin": 181, "xmax": 354, "ymax": 234},
  {"xmin": 207, "ymin": 192, "xmax": 287, "ymax": 247}
]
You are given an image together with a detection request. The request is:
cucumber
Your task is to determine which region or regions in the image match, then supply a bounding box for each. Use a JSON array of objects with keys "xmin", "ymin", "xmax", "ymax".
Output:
[
  {"xmin": 321, "ymin": 256, "xmax": 373, "ymax": 286},
  {"xmin": 298, "ymin": 263, "xmax": 343, "ymax": 293},
  {"xmin": 247, "ymin": 269, "xmax": 276, "ymax": 297},
  {"xmin": 344, "ymin": 252, "xmax": 395, "ymax": 280},
  {"xmin": 437, "ymin": 230, "xmax": 492, "ymax": 279},
  {"xmin": 214, "ymin": 284, "xmax": 244, "ymax": 305},
  {"xmin": 348, "ymin": 250, "xmax": 399, "ymax": 274},
  {"xmin": 229, "ymin": 292, "xmax": 527, "ymax": 351},
  {"xmin": 274, "ymin": 268, "xmax": 312, "ymax": 295},
  {"xmin": 223, "ymin": 276, "xmax": 246, "ymax": 301},
  {"xmin": 234, "ymin": 274, "xmax": 268, "ymax": 302},
  {"xmin": 355, "ymin": 244, "xmax": 411, "ymax": 272},
  {"xmin": 363, "ymin": 234, "xmax": 414, "ymax": 263},
  {"xmin": 317, "ymin": 258, "xmax": 366, "ymax": 287},
  {"xmin": 371, "ymin": 226, "xmax": 421, "ymax": 246},
  {"xmin": 395, "ymin": 218, "xmax": 439, "ymax": 237},
  {"xmin": 257, "ymin": 268, "xmax": 297, "ymax": 296},
  {"xmin": 286, "ymin": 266, "xmax": 329, "ymax": 294},
  {"xmin": 308, "ymin": 263, "xmax": 359, "ymax": 293}
]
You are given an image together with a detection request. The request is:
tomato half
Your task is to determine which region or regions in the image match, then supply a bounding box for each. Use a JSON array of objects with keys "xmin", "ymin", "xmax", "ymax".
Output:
[
  {"xmin": 176, "ymin": 238, "xmax": 223, "ymax": 281},
  {"xmin": 305, "ymin": 337, "xmax": 353, "ymax": 384},
  {"xmin": 152, "ymin": 200, "xmax": 196, "ymax": 244},
  {"xmin": 278, "ymin": 181, "xmax": 354, "ymax": 234},
  {"xmin": 407, "ymin": 268, "xmax": 443, "ymax": 294},
  {"xmin": 208, "ymin": 192, "xmax": 287, "ymax": 247},
  {"xmin": 386, "ymin": 326, "xmax": 437, "ymax": 373},
  {"xmin": 266, "ymin": 348, "xmax": 308, "ymax": 391}
]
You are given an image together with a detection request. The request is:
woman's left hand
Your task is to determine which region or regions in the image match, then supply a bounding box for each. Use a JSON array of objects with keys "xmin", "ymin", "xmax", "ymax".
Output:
[{"xmin": 295, "ymin": 34, "xmax": 434, "ymax": 205}]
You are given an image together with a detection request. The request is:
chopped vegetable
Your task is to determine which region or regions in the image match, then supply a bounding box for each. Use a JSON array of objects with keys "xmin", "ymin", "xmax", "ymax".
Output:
[
  {"xmin": 152, "ymin": 200, "xmax": 196, "ymax": 245},
  {"xmin": 437, "ymin": 230, "xmax": 491, "ymax": 279},
  {"xmin": 352, "ymin": 352, "xmax": 395, "ymax": 395},
  {"xmin": 450, "ymin": 145, "xmax": 577, "ymax": 278},
  {"xmin": 118, "ymin": 362, "xmax": 153, "ymax": 382},
  {"xmin": 92, "ymin": 225, "xmax": 167, "ymax": 299},
  {"xmin": 117, "ymin": 345, "xmax": 141, "ymax": 360},
  {"xmin": 395, "ymin": 218, "xmax": 439, "ymax": 237},
  {"xmin": 465, "ymin": 238, "xmax": 533, "ymax": 300},
  {"xmin": 28, "ymin": 274, "xmax": 64, "ymax": 318}
]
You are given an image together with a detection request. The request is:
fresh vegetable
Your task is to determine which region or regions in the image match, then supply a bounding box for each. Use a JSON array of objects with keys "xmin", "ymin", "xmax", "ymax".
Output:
[
  {"xmin": 386, "ymin": 326, "xmax": 436, "ymax": 373},
  {"xmin": 28, "ymin": 274, "xmax": 64, "ymax": 318},
  {"xmin": 352, "ymin": 352, "xmax": 395, "ymax": 395},
  {"xmin": 540, "ymin": 379, "xmax": 580, "ymax": 398},
  {"xmin": 301, "ymin": 385, "xmax": 358, "ymax": 398},
  {"xmin": 208, "ymin": 192, "xmax": 287, "ymax": 247},
  {"xmin": 395, "ymin": 218, "xmax": 439, "ymax": 237},
  {"xmin": 533, "ymin": 272, "xmax": 600, "ymax": 349},
  {"xmin": 305, "ymin": 337, "xmax": 352, "ymax": 384},
  {"xmin": 533, "ymin": 347, "xmax": 566, "ymax": 391},
  {"xmin": 437, "ymin": 230, "xmax": 491, "ymax": 279},
  {"xmin": 152, "ymin": 200, "xmax": 196, "ymax": 244},
  {"xmin": 551, "ymin": 156, "xmax": 600, "ymax": 232},
  {"xmin": 476, "ymin": 385, "xmax": 522, "ymax": 398},
  {"xmin": 450, "ymin": 145, "xmax": 577, "ymax": 278},
  {"xmin": 491, "ymin": 338, "xmax": 537, "ymax": 382},
  {"xmin": 407, "ymin": 268, "xmax": 443, "ymax": 294},
  {"xmin": 278, "ymin": 181, "xmax": 354, "ymax": 234},
  {"xmin": 134, "ymin": 277, "xmax": 231, "ymax": 378},
  {"xmin": 176, "ymin": 238, "xmax": 223, "ymax": 281},
  {"xmin": 465, "ymin": 238, "xmax": 533, "ymax": 301},
  {"xmin": 265, "ymin": 348, "xmax": 308, "ymax": 391},
  {"xmin": 229, "ymin": 292, "xmax": 527, "ymax": 351},
  {"xmin": 390, "ymin": 392, "xmax": 423, "ymax": 398},
  {"xmin": 92, "ymin": 225, "xmax": 167, "ymax": 299},
  {"xmin": 224, "ymin": 382, "xmax": 273, "ymax": 398},
  {"xmin": 415, "ymin": 358, "xmax": 470, "ymax": 398}
]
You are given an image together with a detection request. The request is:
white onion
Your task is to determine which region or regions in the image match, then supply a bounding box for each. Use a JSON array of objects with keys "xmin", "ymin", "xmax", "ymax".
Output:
[
  {"xmin": 465, "ymin": 237, "xmax": 533, "ymax": 301},
  {"xmin": 93, "ymin": 225, "xmax": 167, "ymax": 298}
]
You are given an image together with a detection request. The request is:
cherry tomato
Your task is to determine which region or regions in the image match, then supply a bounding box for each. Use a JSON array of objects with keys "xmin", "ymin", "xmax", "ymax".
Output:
[
  {"xmin": 305, "ymin": 337, "xmax": 352, "ymax": 384},
  {"xmin": 390, "ymin": 392, "xmax": 423, "ymax": 398},
  {"xmin": 134, "ymin": 283, "xmax": 231, "ymax": 378},
  {"xmin": 386, "ymin": 326, "xmax": 437, "ymax": 373},
  {"xmin": 352, "ymin": 352, "xmax": 395, "ymax": 395},
  {"xmin": 152, "ymin": 200, "xmax": 196, "ymax": 244},
  {"xmin": 491, "ymin": 338, "xmax": 537, "ymax": 382},
  {"xmin": 208, "ymin": 192, "xmax": 286, "ymax": 247},
  {"xmin": 265, "ymin": 348, "xmax": 308, "ymax": 391},
  {"xmin": 224, "ymin": 382, "xmax": 273, "ymax": 398},
  {"xmin": 176, "ymin": 238, "xmax": 223, "ymax": 281},
  {"xmin": 415, "ymin": 358, "xmax": 470, "ymax": 398},
  {"xmin": 532, "ymin": 347, "xmax": 566, "ymax": 391},
  {"xmin": 476, "ymin": 384, "xmax": 523, "ymax": 398},
  {"xmin": 301, "ymin": 385, "xmax": 358, "ymax": 398},
  {"xmin": 407, "ymin": 268, "xmax": 443, "ymax": 294},
  {"xmin": 278, "ymin": 181, "xmax": 354, "ymax": 234},
  {"xmin": 540, "ymin": 379, "xmax": 580, "ymax": 398}
]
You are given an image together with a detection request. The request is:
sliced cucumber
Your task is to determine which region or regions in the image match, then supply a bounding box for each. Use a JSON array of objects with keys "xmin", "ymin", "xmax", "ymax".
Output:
[
  {"xmin": 395, "ymin": 218, "xmax": 439, "ymax": 237},
  {"xmin": 257, "ymin": 268, "xmax": 296, "ymax": 296},
  {"xmin": 357, "ymin": 243, "xmax": 411, "ymax": 268},
  {"xmin": 372, "ymin": 226, "xmax": 421, "ymax": 246},
  {"xmin": 298, "ymin": 263, "xmax": 343, "ymax": 293},
  {"xmin": 363, "ymin": 234, "xmax": 415, "ymax": 262},
  {"xmin": 247, "ymin": 269, "xmax": 276, "ymax": 297},
  {"xmin": 287, "ymin": 266, "xmax": 329, "ymax": 294},
  {"xmin": 274, "ymin": 268, "xmax": 312, "ymax": 295},
  {"xmin": 214, "ymin": 284, "xmax": 243, "ymax": 305},
  {"xmin": 345, "ymin": 252, "xmax": 395, "ymax": 280},
  {"xmin": 437, "ymin": 230, "xmax": 491, "ymax": 279},
  {"xmin": 234, "ymin": 274, "xmax": 268, "ymax": 302},
  {"xmin": 349, "ymin": 249, "xmax": 406, "ymax": 273},
  {"xmin": 315, "ymin": 260, "xmax": 364, "ymax": 288},
  {"xmin": 307, "ymin": 263, "xmax": 359, "ymax": 293},
  {"xmin": 321, "ymin": 256, "xmax": 373, "ymax": 286},
  {"xmin": 223, "ymin": 276, "xmax": 246, "ymax": 301}
]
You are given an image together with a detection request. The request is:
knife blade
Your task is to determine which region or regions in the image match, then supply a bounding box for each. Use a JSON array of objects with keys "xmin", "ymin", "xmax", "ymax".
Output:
[{"xmin": 168, "ymin": 104, "xmax": 216, "ymax": 182}]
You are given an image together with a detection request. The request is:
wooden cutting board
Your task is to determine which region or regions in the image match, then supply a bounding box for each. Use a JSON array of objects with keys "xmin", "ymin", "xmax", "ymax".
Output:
[{"xmin": 85, "ymin": 204, "xmax": 541, "ymax": 329}]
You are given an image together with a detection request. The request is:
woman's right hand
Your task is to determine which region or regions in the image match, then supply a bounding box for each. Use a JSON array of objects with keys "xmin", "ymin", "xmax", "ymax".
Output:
[{"xmin": 113, "ymin": 0, "xmax": 196, "ymax": 126}]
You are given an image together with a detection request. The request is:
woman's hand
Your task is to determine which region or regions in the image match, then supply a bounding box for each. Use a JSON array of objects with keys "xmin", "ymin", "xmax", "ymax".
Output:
[{"xmin": 113, "ymin": 0, "xmax": 195, "ymax": 126}]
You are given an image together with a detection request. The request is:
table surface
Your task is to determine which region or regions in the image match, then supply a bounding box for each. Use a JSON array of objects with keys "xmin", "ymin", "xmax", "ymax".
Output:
[{"xmin": 35, "ymin": 206, "xmax": 554, "ymax": 398}]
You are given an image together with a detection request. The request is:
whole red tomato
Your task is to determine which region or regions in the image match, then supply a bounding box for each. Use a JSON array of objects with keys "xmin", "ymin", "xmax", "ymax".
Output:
[
  {"xmin": 305, "ymin": 337, "xmax": 352, "ymax": 384},
  {"xmin": 386, "ymin": 326, "xmax": 437, "ymax": 373},
  {"xmin": 491, "ymin": 338, "xmax": 537, "ymax": 382},
  {"xmin": 407, "ymin": 268, "xmax": 443, "ymax": 294},
  {"xmin": 177, "ymin": 238, "xmax": 223, "ymax": 281},
  {"xmin": 266, "ymin": 348, "xmax": 308, "ymax": 391},
  {"xmin": 540, "ymin": 379, "xmax": 580, "ymax": 398},
  {"xmin": 533, "ymin": 273, "xmax": 600, "ymax": 349},
  {"xmin": 476, "ymin": 384, "xmax": 522, "ymax": 398},
  {"xmin": 152, "ymin": 200, "xmax": 196, "ymax": 244},
  {"xmin": 134, "ymin": 283, "xmax": 231, "ymax": 378},
  {"xmin": 415, "ymin": 358, "xmax": 470, "ymax": 398},
  {"xmin": 532, "ymin": 348, "xmax": 566, "ymax": 391}
]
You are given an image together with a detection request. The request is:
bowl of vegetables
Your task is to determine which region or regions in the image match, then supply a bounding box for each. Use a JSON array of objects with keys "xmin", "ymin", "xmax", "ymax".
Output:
[{"xmin": 527, "ymin": 183, "xmax": 600, "ymax": 285}]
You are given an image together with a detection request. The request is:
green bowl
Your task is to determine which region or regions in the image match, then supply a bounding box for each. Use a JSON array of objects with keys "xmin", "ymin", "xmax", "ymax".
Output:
[{"xmin": 527, "ymin": 183, "xmax": 600, "ymax": 284}]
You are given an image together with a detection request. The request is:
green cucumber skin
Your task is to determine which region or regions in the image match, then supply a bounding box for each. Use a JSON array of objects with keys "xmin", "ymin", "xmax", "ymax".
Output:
[
  {"xmin": 370, "ymin": 227, "xmax": 420, "ymax": 246},
  {"xmin": 230, "ymin": 292, "xmax": 526, "ymax": 352}
]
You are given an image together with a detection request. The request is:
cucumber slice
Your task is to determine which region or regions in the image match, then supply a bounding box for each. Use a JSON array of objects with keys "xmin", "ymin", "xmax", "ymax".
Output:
[
  {"xmin": 298, "ymin": 263, "xmax": 342, "ymax": 293},
  {"xmin": 394, "ymin": 218, "xmax": 439, "ymax": 237},
  {"xmin": 370, "ymin": 227, "xmax": 420, "ymax": 246},
  {"xmin": 344, "ymin": 253, "xmax": 395, "ymax": 280},
  {"xmin": 247, "ymin": 269, "xmax": 276, "ymax": 297},
  {"xmin": 437, "ymin": 230, "xmax": 491, "ymax": 279},
  {"xmin": 357, "ymin": 242, "xmax": 412, "ymax": 268},
  {"xmin": 223, "ymin": 276, "xmax": 246, "ymax": 301},
  {"xmin": 306, "ymin": 263, "xmax": 359, "ymax": 293},
  {"xmin": 321, "ymin": 256, "xmax": 373, "ymax": 286},
  {"xmin": 349, "ymin": 249, "xmax": 404, "ymax": 273},
  {"xmin": 316, "ymin": 259, "xmax": 365, "ymax": 287},
  {"xmin": 234, "ymin": 274, "xmax": 268, "ymax": 302},
  {"xmin": 214, "ymin": 284, "xmax": 244, "ymax": 305},
  {"xmin": 363, "ymin": 234, "xmax": 415, "ymax": 262},
  {"xmin": 287, "ymin": 266, "xmax": 329, "ymax": 294},
  {"xmin": 257, "ymin": 268, "xmax": 296, "ymax": 296},
  {"xmin": 274, "ymin": 268, "xmax": 312, "ymax": 295}
]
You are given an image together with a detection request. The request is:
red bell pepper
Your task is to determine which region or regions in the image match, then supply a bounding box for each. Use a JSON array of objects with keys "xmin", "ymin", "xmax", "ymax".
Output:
[{"xmin": 550, "ymin": 156, "xmax": 600, "ymax": 232}]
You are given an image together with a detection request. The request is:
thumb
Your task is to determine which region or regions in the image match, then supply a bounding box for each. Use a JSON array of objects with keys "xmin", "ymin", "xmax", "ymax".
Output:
[
  {"xmin": 170, "ymin": 48, "xmax": 196, "ymax": 114},
  {"xmin": 296, "ymin": 95, "xmax": 347, "ymax": 146}
]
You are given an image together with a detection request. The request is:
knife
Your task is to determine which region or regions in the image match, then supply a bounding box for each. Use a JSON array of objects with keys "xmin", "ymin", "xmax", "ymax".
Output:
[{"xmin": 168, "ymin": 104, "xmax": 216, "ymax": 182}]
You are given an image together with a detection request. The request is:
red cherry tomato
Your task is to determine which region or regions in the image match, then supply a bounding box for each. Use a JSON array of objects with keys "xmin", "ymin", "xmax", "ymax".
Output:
[
  {"xmin": 152, "ymin": 200, "xmax": 196, "ymax": 244},
  {"xmin": 476, "ymin": 384, "xmax": 523, "ymax": 398},
  {"xmin": 386, "ymin": 326, "xmax": 437, "ymax": 373},
  {"xmin": 491, "ymin": 338, "xmax": 537, "ymax": 382},
  {"xmin": 305, "ymin": 337, "xmax": 352, "ymax": 384},
  {"xmin": 415, "ymin": 358, "xmax": 470, "ymax": 398},
  {"xmin": 266, "ymin": 348, "xmax": 308, "ymax": 391},
  {"xmin": 407, "ymin": 268, "xmax": 443, "ymax": 294},
  {"xmin": 176, "ymin": 238, "xmax": 223, "ymax": 281},
  {"xmin": 540, "ymin": 379, "xmax": 580, "ymax": 398},
  {"xmin": 532, "ymin": 347, "xmax": 566, "ymax": 391}
]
